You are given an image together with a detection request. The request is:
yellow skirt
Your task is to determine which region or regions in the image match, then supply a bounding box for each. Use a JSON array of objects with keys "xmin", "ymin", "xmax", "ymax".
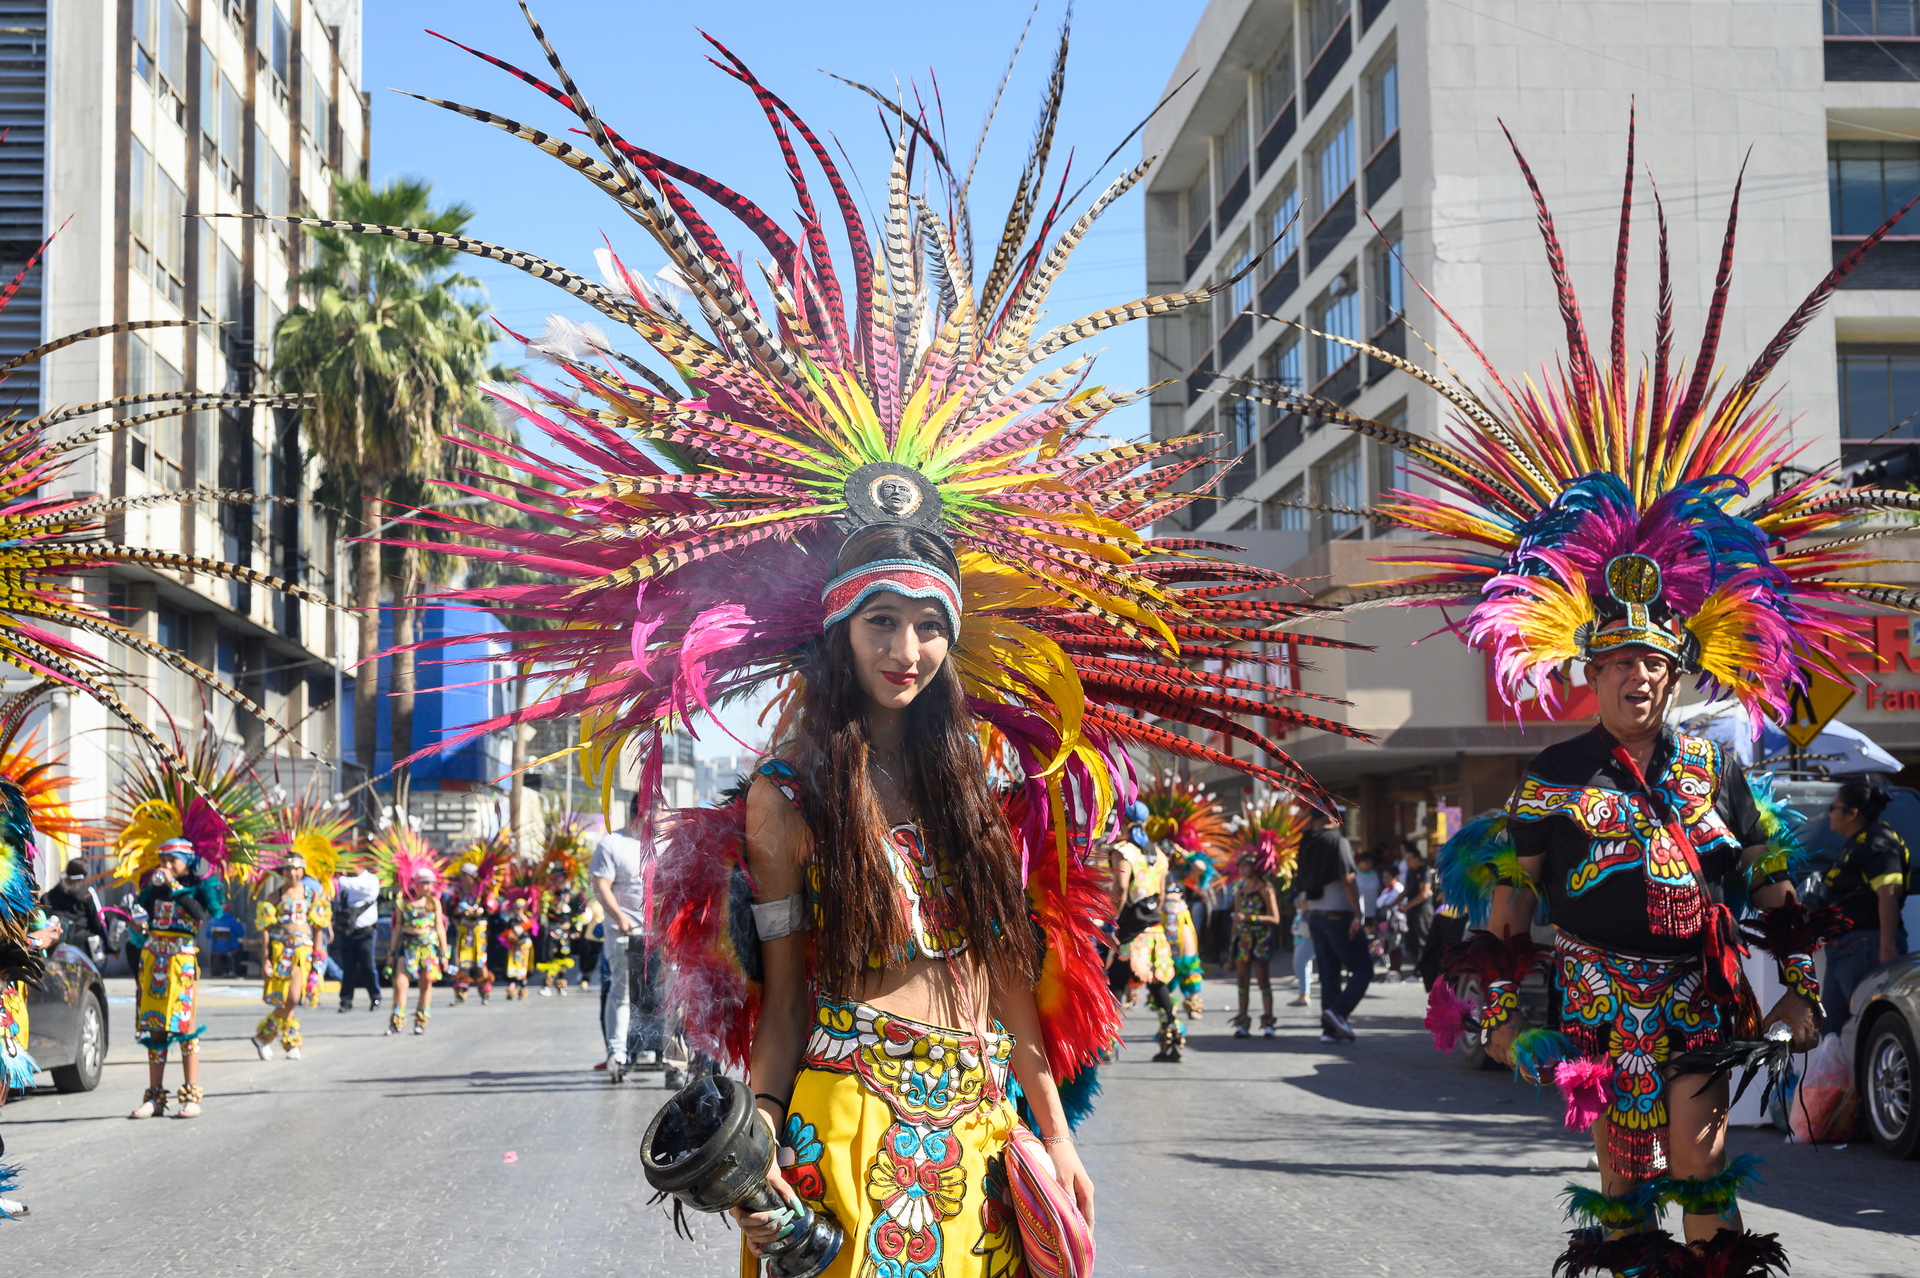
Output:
[
  {"xmin": 137, "ymin": 934, "xmax": 199, "ymax": 1049},
  {"xmin": 0, "ymin": 981, "xmax": 33, "ymax": 1091},
  {"xmin": 746, "ymin": 998, "xmax": 1025, "ymax": 1278},
  {"xmin": 263, "ymin": 934, "xmax": 313, "ymax": 1011}
]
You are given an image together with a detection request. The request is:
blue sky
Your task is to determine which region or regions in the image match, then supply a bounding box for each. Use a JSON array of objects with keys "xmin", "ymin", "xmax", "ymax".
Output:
[{"xmin": 363, "ymin": 0, "xmax": 1207, "ymax": 754}]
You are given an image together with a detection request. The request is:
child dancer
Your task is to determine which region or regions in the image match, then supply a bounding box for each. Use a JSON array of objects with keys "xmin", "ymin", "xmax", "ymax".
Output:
[{"xmin": 1230, "ymin": 852, "xmax": 1282, "ymax": 1038}]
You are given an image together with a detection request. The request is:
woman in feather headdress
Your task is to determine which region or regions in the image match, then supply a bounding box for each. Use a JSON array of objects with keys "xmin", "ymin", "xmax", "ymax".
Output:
[
  {"xmin": 249, "ymin": 798, "xmax": 356, "ymax": 1061},
  {"xmin": 534, "ymin": 810, "xmax": 591, "ymax": 995},
  {"xmin": 447, "ymin": 835, "xmax": 507, "ymax": 1005},
  {"xmin": 1222, "ymin": 799, "xmax": 1301, "ymax": 1040},
  {"xmin": 1256, "ymin": 114, "xmax": 1896, "ymax": 1275},
  {"xmin": 373, "ymin": 826, "xmax": 449, "ymax": 1036},
  {"xmin": 1143, "ymin": 774, "xmax": 1233, "ymax": 1020},
  {"xmin": 297, "ymin": 7, "xmax": 1393, "ymax": 1270},
  {"xmin": 113, "ymin": 741, "xmax": 266, "ymax": 1120}
]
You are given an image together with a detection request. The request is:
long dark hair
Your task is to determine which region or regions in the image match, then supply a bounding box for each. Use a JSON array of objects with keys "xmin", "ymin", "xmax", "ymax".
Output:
[
  {"xmin": 783, "ymin": 524, "xmax": 1039, "ymax": 998},
  {"xmin": 1836, "ymin": 779, "xmax": 1891, "ymax": 826}
]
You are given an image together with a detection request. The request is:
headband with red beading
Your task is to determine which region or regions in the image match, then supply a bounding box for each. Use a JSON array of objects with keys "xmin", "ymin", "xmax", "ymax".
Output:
[{"xmin": 820, "ymin": 558, "xmax": 962, "ymax": 637}]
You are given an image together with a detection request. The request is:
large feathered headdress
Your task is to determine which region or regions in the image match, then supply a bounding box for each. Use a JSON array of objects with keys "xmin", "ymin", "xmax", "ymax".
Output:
[
  {"xmin": 253, "ymin": 795, "xmax": 360, "ymax": 894},
  {"xmin": 540, "ymin": 806, "xmax": 593, "ymax": 888},
  {"xmin": 1229, "ymin": 797, "xmax": 1304, "ymax": 882},
  {"xmin": 1239, "ymin": 110, "xmax": 1920, "ymax": 727},
  {"xmin": 370, "ymin": 825, "xmax": 447, "ymax": 900},
  {"xmin": 1140, "ymin": 774, "xmax": 1232, "ymax": 860},
  {"xmin": 0, "ymin": 682, "xmax": 96, "ymax": 856},
  {"xmin": 110, "ymin": 738, "xmax": 272, "ymax": 884},
  {"xmin": 281, "ymin": 3, "xmax": 1367, "ymax": 827}
]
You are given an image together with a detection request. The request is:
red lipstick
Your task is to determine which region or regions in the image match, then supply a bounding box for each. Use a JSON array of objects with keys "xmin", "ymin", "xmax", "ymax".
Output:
[{"xmin": 882, "ymin": 670, "xmax": 916, "ymax": 686}]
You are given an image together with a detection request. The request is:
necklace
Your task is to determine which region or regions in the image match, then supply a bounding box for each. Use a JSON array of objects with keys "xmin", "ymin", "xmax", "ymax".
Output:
[{"xmin": 869, "ymin": 753, "xmax": 910, "ymax": 803}]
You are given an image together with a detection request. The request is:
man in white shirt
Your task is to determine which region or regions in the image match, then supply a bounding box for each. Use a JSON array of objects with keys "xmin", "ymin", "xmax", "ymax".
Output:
[
  {"xmin": 591, "ymin": 794, "xmax": 661, "ymax": 1083},
  {"xmin": 333, "ymin": 865, "xmax": 383, "ymax": 1013}
]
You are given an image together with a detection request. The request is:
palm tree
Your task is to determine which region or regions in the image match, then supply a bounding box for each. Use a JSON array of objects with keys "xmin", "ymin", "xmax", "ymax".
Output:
[{"xmin": 274, "ymin": 176, "xmax": 494, "ymax": 813}]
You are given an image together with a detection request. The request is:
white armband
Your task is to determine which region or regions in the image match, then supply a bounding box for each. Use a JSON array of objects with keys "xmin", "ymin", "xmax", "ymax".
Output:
[{"xmin": 751, "ymin": 892, "xmax": 811, "ymax": 942}]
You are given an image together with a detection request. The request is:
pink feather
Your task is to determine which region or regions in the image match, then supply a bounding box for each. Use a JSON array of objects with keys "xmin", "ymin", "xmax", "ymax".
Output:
[
  {"xmin": 1554, "ymin": 1056, "xmax": 1616, "ymax": 1132},
  {"xmin": 1424, "ymin": 981, "xmax": 1477, "ymax": 1053},
  {"xmin": 179, "ymin": 797, "xmax": 232, "ymax": 872}
]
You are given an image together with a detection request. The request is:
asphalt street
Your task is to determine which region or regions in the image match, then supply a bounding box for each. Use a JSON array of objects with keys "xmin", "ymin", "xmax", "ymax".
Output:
[{"xmin": 1, "ymin": 971, "xmax": 1916, "ymax": 1276}]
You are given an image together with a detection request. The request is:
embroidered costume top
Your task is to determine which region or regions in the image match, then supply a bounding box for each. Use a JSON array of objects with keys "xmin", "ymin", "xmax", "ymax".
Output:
[
  {"xmin": 138, "ymin": 873, "xmax": 220, "ymax": 940},
  {"xmin": 1824, "ymin": 824, "xmax": 1910, "ymax": 934},
  {"xmin": 256, "ymin": 878, "xmax": 329, "ymax": 942},
  {"xmin": 757, "ymin": 759, "xmax": 968, "ymax": 969},
  {"xmin": 396, "ymin": 895, "xmax": 439, "ymax": 937},
  {"xmin": 451, "ymin": 884, "xmax": 493, "ymax": 926},
  {"xmin": 1507, "ymin": 726, "xmax": 1776, "ymax": 956}
]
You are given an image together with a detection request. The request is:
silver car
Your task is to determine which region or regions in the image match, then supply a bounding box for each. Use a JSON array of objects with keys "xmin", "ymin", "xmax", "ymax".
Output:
[{"xmin": 1845, "ymin": 953, "xmax": 1920, "ymax": 1159}]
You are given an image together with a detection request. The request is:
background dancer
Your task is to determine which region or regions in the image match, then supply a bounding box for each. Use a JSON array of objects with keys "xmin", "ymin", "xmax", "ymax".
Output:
[
  {"xmin": 375, "ymin": 829, "xmax": 447, "ymax": 1037},
  {"xmin": 251, "ymin": 854, "xmax": 329, "ymax": 1060}
]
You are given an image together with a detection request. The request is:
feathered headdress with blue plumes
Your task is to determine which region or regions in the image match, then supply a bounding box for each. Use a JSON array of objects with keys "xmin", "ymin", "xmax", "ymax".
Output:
[{"xmin": 1238, "ymin": 106, "xmax": 1920, "ymax": 730}]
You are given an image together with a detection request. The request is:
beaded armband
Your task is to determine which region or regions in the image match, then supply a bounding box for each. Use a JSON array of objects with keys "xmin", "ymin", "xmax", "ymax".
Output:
[
  {"xmin": 1480, "ymin": 978, "xmax": 1521, "ymax": 1042},
  {"xmin": 1779, "ymin": 951, "xmax": 1818, "ymax": 1005}
]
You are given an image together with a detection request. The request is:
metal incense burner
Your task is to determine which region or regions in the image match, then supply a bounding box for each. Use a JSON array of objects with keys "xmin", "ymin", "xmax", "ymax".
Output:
[{"xmin": 641, "ymin": 1073, "xmax": 843, "ymax": 1278}]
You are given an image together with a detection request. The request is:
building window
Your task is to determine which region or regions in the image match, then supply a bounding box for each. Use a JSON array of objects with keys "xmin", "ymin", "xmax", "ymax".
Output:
[
  {"xmin": 1310, "ymin": 109, "xmax": 1355, "ymax": 218},
  {"xmin": 1307, "ymin": 0, "xmax": 1348, "ymax": 52},
  {"xmin": 1366, "ymin": 57, "xmax": 1399, "ymax": 154},
  {"xmin": 1826, "ymin": 1, "xmax": 1920, "ymax": 35},
  {"xmin": 1319, "ymin": 442, "xmax": 1363, "ymax": 536},
  {"xmin": 129, "ymin": 140, "xmax": 186, "ymax": 308},
  {"xmin": 1375, "ymin": 401, "xmax": 1410, "ymax": 498},
  {"xmin": 1370, "ymin": 220, "xmax": 1404, "ymax": 330},
  {"xmin": 1222, "ymin": 104, "xmax": 1250, "ymax": 191},
  {"xmin": 1310, "ymin": 271, "xmax": 1360, "ymax": 382},
  {"xmin": 305, "ymin": 59, "xmax": 333, "ymax": 148},
  {"xmin": 1264, "ymin": 337, "xmax": 1303, "ymax": 395},
  {"xmin": 202, "ymin": 59, "xmax": 244, "ymax": 194},
  {"xmin": 127, "ymin": 335, "xmax": 184, "ymax": 484},
  {"xmin": 1262, "ymin": 174, "xmax": 1301, "ymax": 262},
  {"xmin": 259, "ymin": 1, "xmax": 292, "ymax": 93},
  {"xmin": 1837, "ymin": 344, "xmax": 1920, "ymax": 455},
  {"xmin": 256, "ymin": 127, "xmax": 291, "ymax": 238},
  {"xmin": 1228, "ymin": 235, "xmax": 1254, "ymax": 314},
  {"xmin": 1261, "ymin": 41, "xmax": 1293, "ymax": 128},
  {"xmin": 1187, "ymin": 173, "xmax": 1210, "ymax": 245},
  {"xmin": 1830, "ymin": 140, "xmax": 1920, "ymax": 237},
  {"xmin": 133, "ymin": 0, "xmax": 189, "ymax": 125},
  {"xmin": 1226, "ymin": 396, "xmax": 1258, "ymax": 456},
  {"xmin": 1269, "ymin": 478, "xmax": 1309, "ymax": 531}
]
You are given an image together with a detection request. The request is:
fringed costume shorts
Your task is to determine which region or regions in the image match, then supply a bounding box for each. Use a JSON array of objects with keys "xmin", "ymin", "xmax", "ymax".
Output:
[
  {"xmin": 1556, "ymin": 931, "xmax": 1724, "ymax": 1181},
  {"xmin": 1230, "ymin": 921, "xmax": 1277, "ymax": 967},
  {"xmin": 137, "ymin": 935, "xmax": 200, "ymax": 1051},
  {"xmin": 505, "ymin": 938, "xmax": 532, "ymax": 981},
  {"xmin": 747, "ymin": 998, "xmax": 1026, "ymax": 1278},
  {"xmin": 453, "ymin": 922, "xmax": 488, "ymax": 970},
  {"xmin": 1127, "ymin": 926, "xmax": 1174, "ymax": 987},
  {"xmin": 398, "ymin": 933, "xmax": 442, "ymax": 983}
]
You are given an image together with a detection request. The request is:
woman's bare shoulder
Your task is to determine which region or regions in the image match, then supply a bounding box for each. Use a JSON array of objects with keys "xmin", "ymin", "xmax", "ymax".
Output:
[{"xmin": 746, "ymin": 772, "xmax": 812, "ymax": 866}]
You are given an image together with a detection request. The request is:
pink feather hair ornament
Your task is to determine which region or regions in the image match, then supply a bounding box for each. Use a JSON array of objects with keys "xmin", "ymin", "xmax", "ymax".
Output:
[
  {"xmin": 1424, "ymin": 980, "xmax": 1478, "ymax": 1053},
  {"xmin": 1554, "ymin": 1055, "xmax": 1616, "ymax": 1133}
]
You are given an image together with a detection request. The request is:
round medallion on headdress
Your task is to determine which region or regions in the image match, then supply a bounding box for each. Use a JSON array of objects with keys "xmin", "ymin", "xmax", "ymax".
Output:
[
  {"xmin": 843, "ymin": 461, "xmax": 942, "ymax": 531},
  {"xmin": 1604, "ymin": 553, "xmax": 1663, "ymax": 606}
]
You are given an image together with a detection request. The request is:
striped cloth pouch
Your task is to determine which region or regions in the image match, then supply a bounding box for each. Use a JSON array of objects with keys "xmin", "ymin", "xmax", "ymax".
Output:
[{"xmin": 1004, "ymin": 1125, "xmax": 1095, "ymax": 1278}]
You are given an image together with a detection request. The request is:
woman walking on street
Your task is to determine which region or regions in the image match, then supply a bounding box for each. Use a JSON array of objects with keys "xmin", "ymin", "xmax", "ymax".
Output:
[
  {"xmin": 1818, "ymin": 780, "xmax": 1911, "ymax": 1036},
  {"xmin": 251, "ymin": 854, "xmax": 329, "ymax": 1059},
  {"xmin": 374, "ymin": 829, "xmax": 447, "ymax": 1036}
]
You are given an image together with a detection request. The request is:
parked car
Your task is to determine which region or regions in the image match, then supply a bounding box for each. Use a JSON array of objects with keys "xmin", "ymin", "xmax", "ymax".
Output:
[
  {"xmin": 23, "ymin": 918, "xmax": 109, "ymax": 1092},
  {"xmin": 1843, "ymin": 952, "xmax": 1920, "ymax": 1159}
]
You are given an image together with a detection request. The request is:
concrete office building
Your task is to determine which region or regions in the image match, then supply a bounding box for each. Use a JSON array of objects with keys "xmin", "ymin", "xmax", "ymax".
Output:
[
  {"xmin": 15, "ymin": 0, "xmax": 368, "ymax": 845},
  {"xmin": 1145, "ymin": 0, "xmax": 1920, "ymax": 849}
]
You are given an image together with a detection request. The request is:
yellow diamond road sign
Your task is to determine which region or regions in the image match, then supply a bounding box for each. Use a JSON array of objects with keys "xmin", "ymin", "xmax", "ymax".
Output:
[{"xmin": 1781, "ymin": 667, "xmax": 1857, "ymax": 751}]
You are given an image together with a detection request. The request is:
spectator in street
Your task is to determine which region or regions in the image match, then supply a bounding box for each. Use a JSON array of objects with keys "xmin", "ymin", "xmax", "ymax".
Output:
[
  {"xmin": 1398, "ymin": 841, "xmax": 1435, "ymax": 986},
  {"xmin": 1355, "ymin": 849, "xmax": 1381, "ymax": 925},
  {"xmin": 591, "ymin": 794, "xmax": 665, "ymax": 1082},
  {"xmin": 1819, "ymin": 780, "xmax": 1911, "ymax": 1036},
  {"xmin": 333, "ymin": 863, "xmax": 382, "ymax": 1012},
  {"xmin": 1286, "ymin": 897, "xmax": 1314, "ymax": 1006},
  {"xmin": 1375, "ymin": 861, "xmax": 1406, "ymax": 975},
  {"xmin": 1295, "ymin": 806, "xmax": 1368, "ymax": 1042},
  {"xmin": 42, "ymin": 858, "xmax": 107, "ymax": 962}
]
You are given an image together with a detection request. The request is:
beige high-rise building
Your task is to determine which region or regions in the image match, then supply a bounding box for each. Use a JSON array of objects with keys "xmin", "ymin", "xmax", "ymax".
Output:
[
  {"xmin": 1146, "ymin": 0, "xmax": 1920, "ymax": 846},
  {"xmin": 10, "ymin": 0, "xmax": 368, "ymax": 849}
]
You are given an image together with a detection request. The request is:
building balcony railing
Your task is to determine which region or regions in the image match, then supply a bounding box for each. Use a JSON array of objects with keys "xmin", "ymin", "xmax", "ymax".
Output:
[
  {"xmin": 1257, "ymin": 95, "xmax": 1296, "ymax": 175},
  {"xmin": 1825, "ymin": 36, "xmax": 1920, "ymax": 82},
  {"xmin": 1367, "ymin": 316, "xmax": 1405, "ymax": 384},
  {"xmin": 1184, "ymin": 222, "xmax": 1212, "ymax": 282},
  {"xmin": 1262, "ymin": 412, "xmax": 1304, "ymax": 470},
  {"xmin": 1364, "ymin": 131, "xmax": 1400, "ymax": 205},
  {"xmin": 1187, "ymin": 348, "xmax": 1214, "ymax": 404},
  {"xmin": 1217, "ymin": 164, "xmax": 1251, "ymax": 227},
  {"xmin": 1833, "ymin": 236, "xmax": 1920, "ymax": 288},
  {"xmin": 1307, "ymin": 184, "xmax": 1355, "ymax": 271},
  {"xmin": 1312, "ymin": 353, "xmax": 1362, "ymax": 406},
  {"xmin": 1260, "ymin": 250, "xmax": 1300, "ymax": 314},
  {"xmin": 1362, "ymin": 0, "xmax": 1392, "ymax": 32},
  {"xmin": 1305, "ymin": 16, "xmax": 1352, "ymax": 112},
  {"xmin": 1219, "ymin": 307, "xmax": 1254, "ymax": 365}
]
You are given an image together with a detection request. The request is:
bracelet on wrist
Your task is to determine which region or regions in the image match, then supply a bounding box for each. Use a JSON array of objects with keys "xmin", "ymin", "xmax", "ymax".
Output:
[
  {"xmin": 754, "ymin": 1090, "xmax": 790, "ymax": 1110},
  {"xmin": 1041, "ymin": 1133, "xmax": 1073, "ymax": 1147}
]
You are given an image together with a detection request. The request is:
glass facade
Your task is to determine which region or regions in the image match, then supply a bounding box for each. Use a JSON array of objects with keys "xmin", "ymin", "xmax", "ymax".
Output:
[{"xmin": 1830, "ymin": 141, "xmax": 1920, "ymax": 237}]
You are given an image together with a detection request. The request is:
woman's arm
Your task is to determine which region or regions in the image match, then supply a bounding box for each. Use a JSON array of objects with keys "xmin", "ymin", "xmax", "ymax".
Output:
[
  {"xmin": 995, "ymin": 977, "xmax": 1095, "ymax": 1226},
  {"xmin": 1257, "ymin": 883, "xmax": 1281, "ymax": 926},
  {"xmin": 733, "ymin": 776, "xmax": 818, "ymax": 1252}
]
